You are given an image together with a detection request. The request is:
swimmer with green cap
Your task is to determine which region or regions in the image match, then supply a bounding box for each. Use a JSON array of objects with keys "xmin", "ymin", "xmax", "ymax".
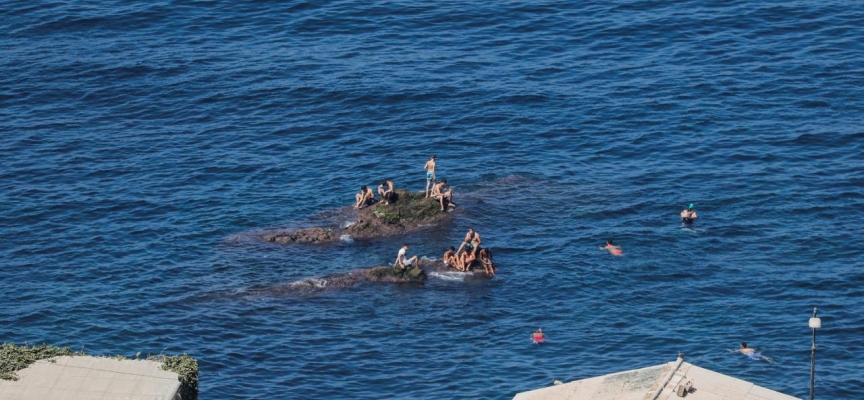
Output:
[{"xmin": 681, "ymin": 203, "xmax": 697, "ymax": 223}]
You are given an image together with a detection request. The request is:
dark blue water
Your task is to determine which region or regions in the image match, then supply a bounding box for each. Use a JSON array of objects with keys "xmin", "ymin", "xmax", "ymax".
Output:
[{"xmin": 2, "ymin": 1, "xmax": 863, "ymax": 398}]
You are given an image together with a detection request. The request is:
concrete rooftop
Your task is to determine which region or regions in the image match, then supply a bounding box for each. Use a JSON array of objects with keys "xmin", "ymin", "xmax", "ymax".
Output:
[
  {"xmin": 0, "ymin": 356, "xmax": 181, "ymax": 400},
  {"xmin": 514, "ymin": 356, "xmax": 799, "ymax": 400}
]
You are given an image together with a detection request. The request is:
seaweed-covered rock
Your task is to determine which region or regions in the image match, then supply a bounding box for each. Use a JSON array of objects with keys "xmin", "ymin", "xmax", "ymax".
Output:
[
  {"xmin": 261, "ymin": 189, "xmax": 453, "ymax": 244},
  {"xmin": 249, "ymin": 264, "xmax": 428, "ymax": 296},
  {"xmin": 265, "ymin": 227, "xmax": 340, "ymax": 244},
  {"xmin": 366, "ymin": 265, "xmax": 427, "ymax": 282}
]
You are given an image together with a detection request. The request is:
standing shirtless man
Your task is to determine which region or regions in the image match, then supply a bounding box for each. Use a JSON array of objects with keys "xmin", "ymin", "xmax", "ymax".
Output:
[{"xmin": 424, "ymin": 155, "xmax": 436, "ymax": 198}]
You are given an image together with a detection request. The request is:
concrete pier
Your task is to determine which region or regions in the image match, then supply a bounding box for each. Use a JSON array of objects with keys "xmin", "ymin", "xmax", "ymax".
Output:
[
  {"xmin": 514, "ymin": 355, "xmax": 798, "ymax": 400},
  {"xmin": 0, "ymin": 356, "xmax": 181, "ymax": 400}
]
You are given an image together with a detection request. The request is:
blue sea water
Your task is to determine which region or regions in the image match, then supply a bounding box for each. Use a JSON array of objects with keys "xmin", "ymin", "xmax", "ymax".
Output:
[{"xmin": 2, "ymin": 1, "xmax": 863, "ymax": 398}]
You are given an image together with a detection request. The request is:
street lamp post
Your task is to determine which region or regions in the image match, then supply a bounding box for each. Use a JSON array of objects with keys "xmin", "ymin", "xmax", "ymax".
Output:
[{"xmin": 809, "ymin": 307, "xmax": 821, "ymax": 400}]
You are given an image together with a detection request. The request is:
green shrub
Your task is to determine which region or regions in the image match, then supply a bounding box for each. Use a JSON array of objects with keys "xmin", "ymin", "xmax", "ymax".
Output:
[{"xmin": 149, "ymin": 353, "xmax": 199, "ymax": 400}]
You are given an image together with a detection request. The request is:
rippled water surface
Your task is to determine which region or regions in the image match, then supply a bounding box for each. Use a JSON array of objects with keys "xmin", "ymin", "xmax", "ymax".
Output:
[{"xmin": 2, "ymin": 1, "xmax": 863, "ymax": 399}]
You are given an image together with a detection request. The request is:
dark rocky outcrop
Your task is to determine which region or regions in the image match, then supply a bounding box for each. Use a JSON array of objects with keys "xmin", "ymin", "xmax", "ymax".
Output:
[
  {"xmin": 264, "ymin": 265, "xmax": 427, "ymax": 295},
  {"xmin": 262, "ymin": 189, "xmax": 453, "ymax": 244},
  {"xmin": 366, "ymin": 264, "xmax": 427, "ymax": 282}
]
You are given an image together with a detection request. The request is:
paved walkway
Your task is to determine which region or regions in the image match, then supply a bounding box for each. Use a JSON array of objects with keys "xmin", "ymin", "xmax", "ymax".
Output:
[{"xmin": 0, "ymin": 356, "xmax": 180, "ymax": 400}]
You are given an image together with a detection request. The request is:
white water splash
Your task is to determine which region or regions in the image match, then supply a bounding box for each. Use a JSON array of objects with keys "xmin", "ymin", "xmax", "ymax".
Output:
[
  {"xmin": 429, "ymin": 271, "xmax": 471, "ymax": 281},
  {"xmin": 289, "ymin": 278, "xmax": 328, "ymax": 288}
]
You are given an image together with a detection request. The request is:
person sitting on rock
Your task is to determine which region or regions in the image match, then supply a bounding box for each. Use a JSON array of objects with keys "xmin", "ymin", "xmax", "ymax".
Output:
[
  {"xmin": 431, "ymin": 179, "xmax": 456, "ymax": 211},
  {"xmin": 378, "ymin": 180, "xmax": 395, "ymax": 205},
  {"xmin": 451, "ymin": 248, "xmax": 468, "ymax": 271},
  {"xmin": 478, "ymin": 248, "xmax": 494, "ymax": 276},
  {"xmin": 460, "ymin": 248, "xmax": 476, "ymax": 271},
  {"xmin": 457, "ymin": 228, "xmax": 481, "ymax": 257},
  {"xmin": 394, "ymin": 244, "xmax": 419, "ymax": 270},
  {"xmin": 443, "ymin": 246, "xmax": 456, "ymax": 268},
  {"xmin": 354, "ymin": 185, "xmax": 376, "ymax": 209}
]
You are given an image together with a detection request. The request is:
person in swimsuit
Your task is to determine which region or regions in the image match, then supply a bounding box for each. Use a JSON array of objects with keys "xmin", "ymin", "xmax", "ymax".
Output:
[
  {"xmin": 478, "ymin": 248, "xmax": 494, "ymax": 276},
  {"xmin": 443, "ymin": 246, "xmax": 456, "ymax": 268},
  {"xmin": 737, "ymin": 342, "xmax": 773, "ymax": 362},
  {"xmin": 378, "ymin": 180, "xmax": 395, "ymax": 205},
  {"xmin": 354, "ymin": 185, "xmax": 376, "ymax": 209},
  {"xmin": 460, "ymin": 249, "xmax": 476, "ymax": 271},
  {"xmin": 452, "ymin": 249, "xmax": 467, "ymax": 271},
  {"xmin": 394, "ymin": 244, "xmax": 419, "ymax": 270},
  {"xmin": 424, "ymin": 155, "xmax": 436, "ymax": 198},
  {"xmin": 601, "ymin": 239, "xmax": 623, "ymax": 256},
  {"xmin": 457, "ymin": 229, "xmax": 479, "ymax": 255},
  {"xmin": 681, "ymin": 203, "xmax": 697, "ymax": 224},
  {"xmin": 431, "ymin": 179, "xmax": 455, "ymax": 211}
]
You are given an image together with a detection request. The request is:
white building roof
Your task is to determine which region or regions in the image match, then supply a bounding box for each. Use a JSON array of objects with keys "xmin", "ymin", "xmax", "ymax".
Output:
[{"xmin": 513, "ymin": 356, "xmax": 799, "ymax": 400}]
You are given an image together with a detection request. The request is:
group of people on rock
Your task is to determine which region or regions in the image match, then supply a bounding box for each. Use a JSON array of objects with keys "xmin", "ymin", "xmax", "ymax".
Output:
[
  {"xmin": 442, "ymin": 228, "xmax": 495, "ymax": 275},
  {"xmin": 394, "ymin": 229, "xmax": 495, "ymax": 276},
  {"xmin": 352, "ymin": 155, "xmax": 491, "ymax": 274},
  {"xmin": 600, "ymin": 203, "xmax": 699, "ymax": 256},
  {"xmin": 353, "ymin": 155, "xmax": 455, "ymax": 211}
]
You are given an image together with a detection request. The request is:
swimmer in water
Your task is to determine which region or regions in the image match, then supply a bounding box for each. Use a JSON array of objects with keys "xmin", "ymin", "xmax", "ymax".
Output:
[
  {"xmin": 601, "ymin": 239, "xmax": 623, "ymax": 256},
  {"xmin": 736, "ymin": 342, "xmax": 774, "ymax": 363},
  {"xmin": 681, "ymin": 203, "xmax": 697, "ymax": 224},
  {"xmin": 532, "ymin": 328, "xmax": 545, "ymax": 344}
]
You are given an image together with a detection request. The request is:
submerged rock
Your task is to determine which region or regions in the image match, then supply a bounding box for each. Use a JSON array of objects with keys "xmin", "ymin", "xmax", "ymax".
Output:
[
  {"xmin": 262, "ymin": 265, "xmax": 427, "ymax": 295},
  {"xmin": 262, "ymin": 189, "xmax": 453, "ymax": 244}
]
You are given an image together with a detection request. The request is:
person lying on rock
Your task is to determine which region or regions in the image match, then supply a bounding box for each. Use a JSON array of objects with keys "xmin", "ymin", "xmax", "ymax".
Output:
[
  {"xmin": 354, "ymin": 185, "xmax": 376, "ymax": 209},
  {"xmin": 378, "ymin": 180, "xmax": 395, "ymax": 205},
  {"xmin": 431, "ymin": 179, "xmax": 456, "ymax": 211},
  {"xmin": 394, "ymin": 244, "xmax": 420, "ymax": 270}
]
